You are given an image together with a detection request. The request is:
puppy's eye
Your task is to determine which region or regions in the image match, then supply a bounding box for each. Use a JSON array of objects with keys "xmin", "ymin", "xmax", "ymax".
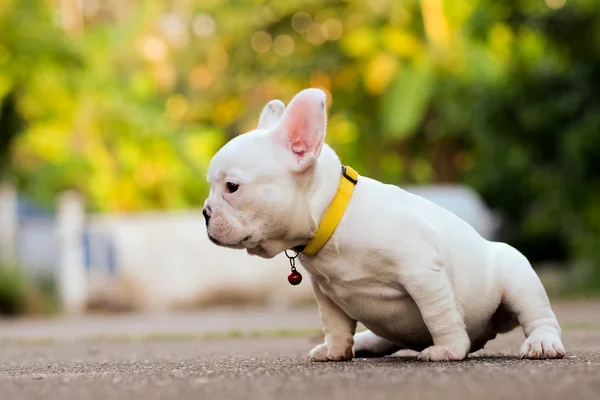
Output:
[{"xmin": 226, "ymin": 182, "xmax": 239, "ymax": 193}]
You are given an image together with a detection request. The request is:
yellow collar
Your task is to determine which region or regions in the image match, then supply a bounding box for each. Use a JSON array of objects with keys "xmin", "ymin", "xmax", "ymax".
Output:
[{"xmin": 293, "ymin": 166, "xmax": 359, "ymax": 256}]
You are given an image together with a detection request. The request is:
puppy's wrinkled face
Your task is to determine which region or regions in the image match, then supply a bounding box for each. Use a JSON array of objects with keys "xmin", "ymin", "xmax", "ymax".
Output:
[
  {"xmin": 204, "ymin": 129, "xmax": 294, "ymax": 251},
  {"xmin": 204, "ymin": 89, "xmax": 327, "ymax": 257}
]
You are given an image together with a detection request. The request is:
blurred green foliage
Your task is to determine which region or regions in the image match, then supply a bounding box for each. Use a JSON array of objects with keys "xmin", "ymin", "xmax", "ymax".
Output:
[
  {"xmin": 0, "ymin": 266, "xmax": 59, "ymax": 316},
  {"xmin": 0, "ymin": 267, "xmax": 28, "ymax": 315},
  {"xmin": 1, "ymin": 0, "xmax": 600, "ymax": 286}
]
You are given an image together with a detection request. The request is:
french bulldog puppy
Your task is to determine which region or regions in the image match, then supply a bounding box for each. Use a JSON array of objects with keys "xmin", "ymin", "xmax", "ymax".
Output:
[{"xmin": 203, "ymin": 88, "xmax": 565, "ymax": 361}]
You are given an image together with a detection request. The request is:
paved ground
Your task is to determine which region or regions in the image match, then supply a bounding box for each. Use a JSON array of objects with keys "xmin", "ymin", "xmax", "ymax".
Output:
[{"xmin": 1, "ymin": 301, "xmax": 599, "ymax": 400}]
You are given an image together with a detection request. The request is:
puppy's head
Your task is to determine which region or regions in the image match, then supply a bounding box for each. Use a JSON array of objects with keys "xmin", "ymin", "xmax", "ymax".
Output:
[{"xmin": 203, "ymin": 88, "xmax": 328, "ymax": 257}]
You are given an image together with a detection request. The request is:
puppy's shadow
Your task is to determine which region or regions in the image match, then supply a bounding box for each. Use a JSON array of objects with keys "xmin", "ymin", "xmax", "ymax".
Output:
[{"xmin": 353, "ymin": 354, "xmax": 520, "ymax": 366}]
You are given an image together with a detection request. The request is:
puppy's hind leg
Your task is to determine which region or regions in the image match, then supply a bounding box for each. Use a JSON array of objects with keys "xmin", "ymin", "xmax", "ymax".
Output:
[
  {"xmin": 353, "ymin": 330, "xmax": 402, "ymax": 358},
  {"xmin": 495, "ymin": 243, "xmax": 565, "ymax": 359}
]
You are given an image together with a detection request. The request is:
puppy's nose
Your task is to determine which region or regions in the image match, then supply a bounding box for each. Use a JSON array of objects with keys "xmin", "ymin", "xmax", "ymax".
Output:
[{"xmin": 202, "ymin": 206, "xmax": 212, "ymax": 225}]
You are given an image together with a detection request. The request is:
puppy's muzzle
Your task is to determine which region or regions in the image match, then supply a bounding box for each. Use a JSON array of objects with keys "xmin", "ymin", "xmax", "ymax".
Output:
[{"xmin": 202, "ymin": 206, "xmax": 212, "ymax": 226}]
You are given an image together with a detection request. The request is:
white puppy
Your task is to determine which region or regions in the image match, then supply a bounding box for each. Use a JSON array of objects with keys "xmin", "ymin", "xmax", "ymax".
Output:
[{"xmin": 203, "ymin": 88, "xmax": 565, "ymax": 361}]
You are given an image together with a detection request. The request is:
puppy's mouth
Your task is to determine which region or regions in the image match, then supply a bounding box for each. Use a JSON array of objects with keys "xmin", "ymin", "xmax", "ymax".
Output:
[
  {"xmin": 207, "ymin": 232, "xmax": 223, "ymax": 246},
  {"xmin": 207, "ymin": 232, "xmax": 251, "ymax": 249}
]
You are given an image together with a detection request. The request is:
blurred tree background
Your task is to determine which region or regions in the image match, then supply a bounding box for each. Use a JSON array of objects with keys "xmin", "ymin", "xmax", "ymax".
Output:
[{"xmin": 0, "ymin": 0, "xmax": 599, "ymax": 291}]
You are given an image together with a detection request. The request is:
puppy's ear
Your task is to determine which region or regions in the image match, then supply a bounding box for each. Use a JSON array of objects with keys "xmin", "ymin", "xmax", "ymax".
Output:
[
  {"xmin": 258, "ymin": 100, "xmax": 285, "ymax": 130},
  {"xmin": 271, "ymin": 88, "xmax": 327, "ymax": 172}
]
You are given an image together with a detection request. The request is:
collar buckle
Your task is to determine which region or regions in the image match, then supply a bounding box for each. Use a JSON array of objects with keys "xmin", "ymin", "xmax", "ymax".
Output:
[{"xmin": 341, "ymin": 166, "xmax": 358, "ymax": 185}]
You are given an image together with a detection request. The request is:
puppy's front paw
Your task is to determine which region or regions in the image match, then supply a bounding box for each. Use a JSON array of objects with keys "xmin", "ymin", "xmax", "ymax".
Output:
[
  {"xmin": 520, "ymin": 329, "xmax": 565, "ymax": 359},
  {"xmin": 308, "ymin": 343, "xmax": 354, "ymax": 362},
  {"xmin": 418, "ymin": 343, "xmax": 469, "ymax": 362}
]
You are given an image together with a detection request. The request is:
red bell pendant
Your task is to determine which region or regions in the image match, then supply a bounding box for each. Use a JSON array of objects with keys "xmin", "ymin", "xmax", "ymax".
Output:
[
  {"xmin": 288, "ymin": 269, "xmax": 303, "ymax": 285},
  {"xmin": 285, "ymin": 249, "xmax": 302, "ymax": 285}
]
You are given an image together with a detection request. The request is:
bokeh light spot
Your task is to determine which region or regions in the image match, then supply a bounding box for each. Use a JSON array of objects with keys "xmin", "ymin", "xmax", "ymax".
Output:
[
  {"xmin": 166, "ymin": 95, "xmax": 190, "ymax": 122},
  {"xmin": 306, "ymin": 23, "xmax": 326, "ymax": 46},
  {"xmin": 291, "ymin": 12, "xmax": 312, "ymax": 33},
  {"xmin": 310, "ymin": 72, "xmax": 331, "ymax": 91},
  {"xmin": 189, "ymin": 65, "xmax": 214, "ymax": 90},
  {"xmin": 193, "ymin": 13, "xmax": 216, "ymax": 38},
  {"xmin": 545, "ymin": 0, "xmax": 567, "ymax": 10},
  {"xmin": 273, "ymin": 35, "xmax": 295, "ymax": 56},
  {"xmin": 138, "ymin": 35, "xmax": 168, "ymax": 61},
  {"xmin": 251, "ymin": 31, "xmax": 272, "ymax": 53},
  {"xmin": 323, "ymin": 18, "xmax": 343, "ymax": 41}
]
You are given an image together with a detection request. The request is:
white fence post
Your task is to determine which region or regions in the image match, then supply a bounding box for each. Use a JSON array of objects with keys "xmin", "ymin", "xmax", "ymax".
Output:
[
  {"xmin": 0, "ymin": 183, "xmax": 18, "ymax": 267},
  {"xmin": 56, "ymin": 190, "xmax": 87, "ymax": 315}
]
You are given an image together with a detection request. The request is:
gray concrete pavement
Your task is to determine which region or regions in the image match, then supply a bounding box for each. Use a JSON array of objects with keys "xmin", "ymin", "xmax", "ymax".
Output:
[{"xmin": 1, "ymin": 300, "xmax": 599, "ymax": 399}]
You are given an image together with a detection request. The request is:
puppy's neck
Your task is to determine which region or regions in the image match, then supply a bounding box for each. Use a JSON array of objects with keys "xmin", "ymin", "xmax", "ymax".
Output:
[
  {"xmin": 252, "ymin": 145, "xmax": 342, "ymax": 258},
  {"xmin": 306, "ymin": 145, "xmax": 343, "ymax": 235}
]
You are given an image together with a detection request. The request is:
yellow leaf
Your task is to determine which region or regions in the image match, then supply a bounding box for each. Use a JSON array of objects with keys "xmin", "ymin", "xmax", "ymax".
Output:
[
  {"xmin": 340, "ymin": 26, "xmax": 378, "ymax": 58},
  {"xmin": 327, "ymin": 115, "xmax": 358, "ymax": 145},
  {"xmin": 489, "ymin": 23, "xmax": 513, "ymax": 64},
  {"xmin": 21, "ymin": 124, "xmax": 70, "ymax": 162},
  {"xmin": 382, "ymin": 27, "xmax": 423, "ymax": 57},
  {"xmin": 363, "ymin": 53, "xmax": 399, "ymax": 95}
]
